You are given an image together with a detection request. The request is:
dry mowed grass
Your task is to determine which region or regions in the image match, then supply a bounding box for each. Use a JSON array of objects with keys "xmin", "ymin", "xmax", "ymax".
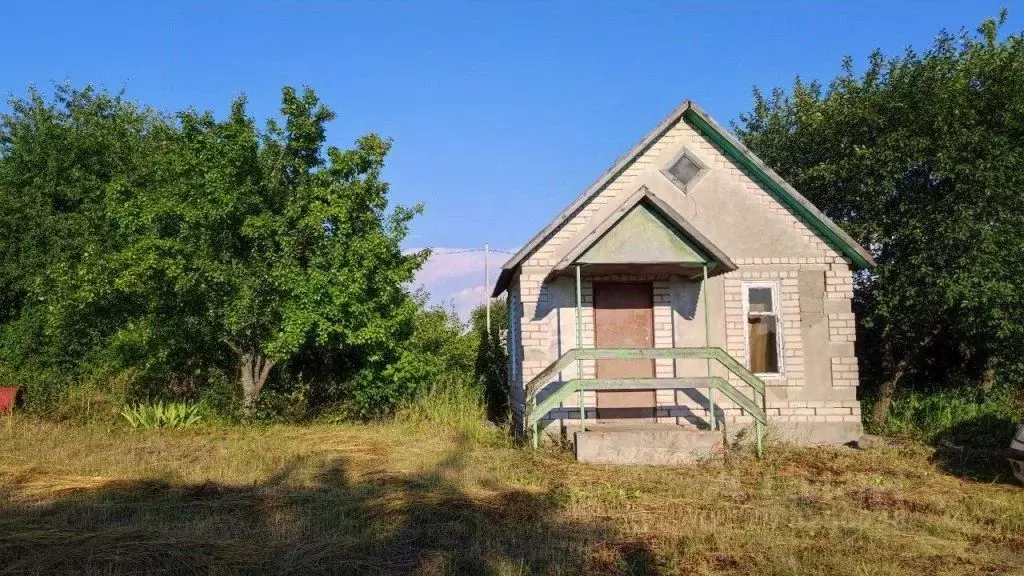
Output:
[{"xmin": 0, "ymin": 416, "xmax": 1022, "ymax": 575}]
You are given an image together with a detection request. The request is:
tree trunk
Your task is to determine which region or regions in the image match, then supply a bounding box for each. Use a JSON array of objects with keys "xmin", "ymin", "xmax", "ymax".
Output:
[
  {"xmin": 871, "ymin": 358, "xmax": 907, "ymax": 429},
  {"xmin": 979, "ymin": 356, "xmax": 997, "ymax": 390},
  {"xmin": 237, "ymin": 350, "xmax": 276, "ymax": 412}
]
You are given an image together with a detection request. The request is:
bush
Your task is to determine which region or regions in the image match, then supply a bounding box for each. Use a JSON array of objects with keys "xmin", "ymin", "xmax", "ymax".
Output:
[
  {"xmin": 470, "ymin": 299, "xmax": 509, "ymax": 421},
  {"xmin": 248, "ymin": 379, "xmax": 311, "ymax": 423},
  {"xmin": 867, "ymin": 385, "xmax": 1024, "ymax": 447},
  {"xmin": 332, "ymin": 300, "xmax": 478, "ymax": 420},
  {"xmin": 121, "ymin": 401, "xmax": 204, "ymax": 430}
]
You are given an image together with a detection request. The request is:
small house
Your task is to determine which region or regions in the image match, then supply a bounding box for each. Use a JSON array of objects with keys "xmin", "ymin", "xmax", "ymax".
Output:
[{"xmin": 491, "ymin": 101, "xmax": 874, "ymax": 463}]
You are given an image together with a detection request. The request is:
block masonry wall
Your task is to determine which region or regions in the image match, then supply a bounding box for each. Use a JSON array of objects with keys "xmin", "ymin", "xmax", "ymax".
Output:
[
  {"xmin": 525, "ymin": 263, "xmax": 861, "ymax": 438},
  {"xmin": 509, "ymin": 114, "xmax": 863, "ymax": 444}
]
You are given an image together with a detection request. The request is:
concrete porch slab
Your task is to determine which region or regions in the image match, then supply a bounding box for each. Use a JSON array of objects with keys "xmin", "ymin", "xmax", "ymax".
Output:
[{"xmin": 574, "ymin": 425, "xmax": 724, "ymax": 465}]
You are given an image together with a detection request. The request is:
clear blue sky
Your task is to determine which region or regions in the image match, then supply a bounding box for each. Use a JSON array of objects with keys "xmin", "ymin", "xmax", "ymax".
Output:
[{"xmin": 2, "ymin": 1, "xmax": 1014, "ymax": 253}]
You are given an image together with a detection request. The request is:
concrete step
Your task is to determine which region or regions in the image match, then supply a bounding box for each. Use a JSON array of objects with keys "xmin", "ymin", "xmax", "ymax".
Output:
[{"xmin": 574, "ymin": 425, "xmax": 725, "ymax": 465}]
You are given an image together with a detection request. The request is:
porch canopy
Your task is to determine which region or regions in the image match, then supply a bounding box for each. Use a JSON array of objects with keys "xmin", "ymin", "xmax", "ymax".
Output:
[{"xmin": 550, "ymin": 186, "xmax": 736, "ymax": 280}]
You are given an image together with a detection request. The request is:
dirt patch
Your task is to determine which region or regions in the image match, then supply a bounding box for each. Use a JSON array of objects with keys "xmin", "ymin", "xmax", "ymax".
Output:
[{"xmin": 848, "ymin": 486, "xmax": 937, "ymax": 514}]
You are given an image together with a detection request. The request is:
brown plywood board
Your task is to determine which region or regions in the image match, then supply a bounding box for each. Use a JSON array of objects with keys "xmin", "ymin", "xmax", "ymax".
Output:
[{"xmin": 593, "ymin": 282, "xmax": 656, "ymax": 421}]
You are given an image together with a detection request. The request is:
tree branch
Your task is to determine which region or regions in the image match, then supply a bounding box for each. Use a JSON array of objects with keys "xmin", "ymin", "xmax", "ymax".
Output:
[{"xmin": 223, "ymin": 339, "xmax": 242, "ymax": 356}]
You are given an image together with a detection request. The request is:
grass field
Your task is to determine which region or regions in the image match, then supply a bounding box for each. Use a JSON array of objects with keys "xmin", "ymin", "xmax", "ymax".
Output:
[{"xmin": 1, "ymin": 416, "xmax": 1022, "ymax": 575}]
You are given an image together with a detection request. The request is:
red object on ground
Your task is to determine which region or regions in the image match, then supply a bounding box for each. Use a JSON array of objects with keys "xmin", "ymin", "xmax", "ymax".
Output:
[{"xmin": 0, "ymin": 387, "xmax": 18, "ymax": 412}]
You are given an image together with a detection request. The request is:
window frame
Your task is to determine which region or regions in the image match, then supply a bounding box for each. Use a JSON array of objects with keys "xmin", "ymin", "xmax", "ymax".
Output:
[
  {"xmin": 660, "ymin": 145, "xmax": 710, "ymax": 193},
  {"xmin": 741, "ymin": 281, "xmax": 784, "ymax": 379}
]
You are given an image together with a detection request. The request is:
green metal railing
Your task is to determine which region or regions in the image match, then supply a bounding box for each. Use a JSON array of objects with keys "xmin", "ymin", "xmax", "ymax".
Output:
[{"xmin": 524, "ymin": 347, "xmax": 768, "ymax": 457}]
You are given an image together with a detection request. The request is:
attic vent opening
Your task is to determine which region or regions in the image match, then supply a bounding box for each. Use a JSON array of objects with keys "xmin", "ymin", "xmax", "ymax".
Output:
[{"xmin": 662, "ymin": 148, "xmax": 708, "ymax": 192}]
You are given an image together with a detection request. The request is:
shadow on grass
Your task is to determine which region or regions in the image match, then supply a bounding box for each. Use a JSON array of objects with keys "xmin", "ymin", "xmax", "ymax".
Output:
[
  {"xmin": 0, "ymin": 435, "xmax": 662, "ymax": 575},
  {"xmin": 928, "ymin": 414, "xmax": 1020, "ymax": 485},
  {"xmin": 930, "ymin": 445, "xmax": 1019, "ymax": 485}
]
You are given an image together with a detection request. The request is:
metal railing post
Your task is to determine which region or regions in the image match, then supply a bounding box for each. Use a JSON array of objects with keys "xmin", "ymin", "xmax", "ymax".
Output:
[
  {"xmin": 576, "ymin": 266, "xmax": 584, "ymax": 434},
  {"xmin": 758, "ymin": 387, "xmax": 766, "ymax": 458},
  {"xmin": 702, "ymin": 265, "xmax": 716, "ymax": 430},
  {"xmin": 531, "ymin": 383, "xmax": 539, "ymax": 450},
  {"xmin": 756, "ymin": 415, "xmax": 764, "ymax": 458}
]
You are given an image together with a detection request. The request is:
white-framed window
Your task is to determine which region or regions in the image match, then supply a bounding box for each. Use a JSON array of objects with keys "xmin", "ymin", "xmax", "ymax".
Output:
[{"xmin": 742, "ymin": 282, "xmax": 783, "ymax": 377}]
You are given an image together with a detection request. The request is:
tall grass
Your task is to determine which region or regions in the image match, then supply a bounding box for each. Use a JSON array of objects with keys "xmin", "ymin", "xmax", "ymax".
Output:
[
  {"xmin": 396, "ymin": 379, "xmax": 499, "ymax": 443},
  {"xmin": 870, "ymin": 385, "xmax": 1024, "ymax": 447}
]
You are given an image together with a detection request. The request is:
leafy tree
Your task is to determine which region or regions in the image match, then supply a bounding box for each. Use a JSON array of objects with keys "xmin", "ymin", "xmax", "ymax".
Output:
[
  {"xmin": 0, "ymin": 85, "xmax": 427, "ymax": 415},
  {"xmin": 108, "ymin": 87, "xmax": 427, "ymax": 410},
  {"xmin": 0, "ymin": 86, "xmax": 164, "ymax": 408},
  {"xmin": 734, "ymin": 11, "xmax": 1024, "ymax": 425}
]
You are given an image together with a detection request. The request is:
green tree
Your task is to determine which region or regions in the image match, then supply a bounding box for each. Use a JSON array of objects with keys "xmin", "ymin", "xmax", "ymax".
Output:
[
  {"xmin": 0, "ymin": 85, "xmax": 427, "ymax": 415},
  {"xmin": 470, "ymin": 298, "xmax": 509, "ymax": 420},
  {"xmin": 109, "ymin": 87, "xmax": 427, "ymax": 410},
  {"xmin": 734, "ymin": 11, "xmax": 1024, "ymax": 425},
  {"xmin": 0, "ymin": 86, "xmax": 164, "ymax": 408}
]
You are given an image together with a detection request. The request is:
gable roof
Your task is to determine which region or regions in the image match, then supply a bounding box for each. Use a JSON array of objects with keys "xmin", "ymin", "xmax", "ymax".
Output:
[
  {"xmin": 553, "ymin": 185, "xmax": 736, "ymax": 276},
  {"xmin": 492, "ymin": 100, "xmax": 875, "ymax": 297}
]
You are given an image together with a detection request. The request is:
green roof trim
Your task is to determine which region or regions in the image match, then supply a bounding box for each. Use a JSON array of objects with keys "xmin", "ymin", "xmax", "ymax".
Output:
[{"xmin": 682, "ymin": 108, "xmax": 873, "ymax": 269}]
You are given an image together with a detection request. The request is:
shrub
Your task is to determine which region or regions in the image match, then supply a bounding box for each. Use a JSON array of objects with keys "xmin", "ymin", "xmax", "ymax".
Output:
[
  {"xmin": 121, "ymin": 401, "xmax": 204, "ymax": 430},
  {"xmin": 248, "ymin": 380, "xmax": 311, "ymax": 423}
]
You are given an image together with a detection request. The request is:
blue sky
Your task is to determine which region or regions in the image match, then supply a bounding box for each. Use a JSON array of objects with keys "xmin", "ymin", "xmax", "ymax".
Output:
[{"xmin": 2, "ymin": 1, "xmax": 1014, "ymax": 315}]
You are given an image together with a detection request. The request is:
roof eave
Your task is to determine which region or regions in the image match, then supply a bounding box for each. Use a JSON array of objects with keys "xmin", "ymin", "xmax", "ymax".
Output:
[
  {"xmin": 682, "ymin": 104, "xmax": 876, "ymax": 269},
  {"xmin": 491, "ymin": 101, "xmax": 696, "ymax": 297}
]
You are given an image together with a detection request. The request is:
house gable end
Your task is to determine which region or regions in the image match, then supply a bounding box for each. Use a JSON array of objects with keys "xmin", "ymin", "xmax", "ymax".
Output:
[
  {"xmin": 492, "ymin": 101, "xmax": 874, "ymax": 297},
  {"xmin": 681, "ymin": 108, "xmax": 873, "ymax": 268}
]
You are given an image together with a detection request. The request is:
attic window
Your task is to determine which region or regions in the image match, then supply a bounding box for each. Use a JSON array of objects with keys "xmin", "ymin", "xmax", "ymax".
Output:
[{"xmin": 662, "ymin": 148, "xmax": 708, "ymax": 192}]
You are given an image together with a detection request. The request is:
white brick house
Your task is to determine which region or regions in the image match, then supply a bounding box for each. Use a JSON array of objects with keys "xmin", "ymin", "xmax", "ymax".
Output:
[{"xmin": 491, "ymin": 101, "xmax": 874, "ymax": 453}]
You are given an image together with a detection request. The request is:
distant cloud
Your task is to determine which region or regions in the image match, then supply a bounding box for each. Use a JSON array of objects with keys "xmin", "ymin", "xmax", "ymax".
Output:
[{"xmin": 411, "ymin": 247, "xmax": 512, "ymax": 319}]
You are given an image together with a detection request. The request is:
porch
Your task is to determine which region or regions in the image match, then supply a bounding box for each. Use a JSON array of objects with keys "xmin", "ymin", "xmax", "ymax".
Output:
[
  {"xmin": 518, "ymin": 186, "xmax": 768, "ymax": 461},
  {"xmin": 525, "ymin": 346, "xmax": 768, "ymax": 459}
]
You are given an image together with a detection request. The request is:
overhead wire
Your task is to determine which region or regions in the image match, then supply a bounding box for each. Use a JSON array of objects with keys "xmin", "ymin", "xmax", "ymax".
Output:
[{"xmin": 430, "ymin": 248, "xmax": 515, "ymax": 255}]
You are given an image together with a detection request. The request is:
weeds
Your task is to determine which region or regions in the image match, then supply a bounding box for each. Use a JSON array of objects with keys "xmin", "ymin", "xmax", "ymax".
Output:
[
  {"xmin": 120, "ymin": 401, "xmax": 204, "ymax": 430},
  {"xmin": 395, "ymin": 379, "xmax": 502, "ymax": 444},
  {"xmin": 869, "ymin": 385, "xmax": 1024, "ymax": 447}
]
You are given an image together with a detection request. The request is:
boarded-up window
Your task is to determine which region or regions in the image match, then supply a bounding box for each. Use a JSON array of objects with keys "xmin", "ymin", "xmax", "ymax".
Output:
[
  {"xmin": 668, "ymin": 154, "xmax": 702, "ymax": 186},
  {"xmin": 662, "ymin": 148, "xmax": 708, "ymax": 192},
  {"xmin": 745, "ymin": 285, "xmax": 780, "ymax": 375}
]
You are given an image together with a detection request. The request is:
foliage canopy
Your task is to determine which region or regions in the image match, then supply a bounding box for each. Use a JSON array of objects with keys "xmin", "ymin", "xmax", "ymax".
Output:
[{"xmin": 0, "ymin": 85, "xmax": 434, "ymax": 417}]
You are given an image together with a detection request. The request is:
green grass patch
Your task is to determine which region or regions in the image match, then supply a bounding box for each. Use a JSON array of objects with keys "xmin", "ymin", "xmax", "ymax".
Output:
[
  {"xmin": 395, "ymin": 380, "xmax": 502, "ymax": 445},
  {"xmin": 870, "ymin": 385, "xmax": 1024, "ymax": 447}
]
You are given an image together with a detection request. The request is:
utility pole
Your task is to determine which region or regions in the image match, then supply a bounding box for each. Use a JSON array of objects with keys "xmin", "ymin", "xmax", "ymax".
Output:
[{"xmin": 484, "ymin": 243, "xmax": 491, "ymax": 334}]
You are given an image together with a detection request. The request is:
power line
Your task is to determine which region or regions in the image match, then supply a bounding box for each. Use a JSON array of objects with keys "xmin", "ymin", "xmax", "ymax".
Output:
[{"xmin": 431, "ymin": 248, "xmax": 515, "ymax": 255}]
